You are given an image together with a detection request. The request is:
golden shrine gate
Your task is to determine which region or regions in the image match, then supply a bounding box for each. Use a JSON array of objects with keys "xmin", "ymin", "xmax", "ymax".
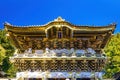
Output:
[{"xmin": 4, "ymin": 17, "xmax": 116, "ymax": 80}]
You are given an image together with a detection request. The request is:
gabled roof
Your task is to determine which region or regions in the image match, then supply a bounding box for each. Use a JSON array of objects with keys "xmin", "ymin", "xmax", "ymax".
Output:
[
  {"xmin": 4, "ymin": 17, "xmax": 116, "ymax": 33},
  {"xmin": 4, "ymin": 17, "xmax": 116, "ymax": 50}
]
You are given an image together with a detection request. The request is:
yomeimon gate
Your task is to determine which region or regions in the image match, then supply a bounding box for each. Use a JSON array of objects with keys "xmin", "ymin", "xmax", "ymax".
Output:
[{"xmin": 4, "ymin": 17, "xmax": 116, "ymax": 80}]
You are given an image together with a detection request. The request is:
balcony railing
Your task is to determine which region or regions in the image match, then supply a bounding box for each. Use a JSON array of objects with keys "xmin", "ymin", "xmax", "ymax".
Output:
[
  {"xmin": 12, "ymin": 52, "xmax": 106, "ymax": 58},
  {"xmin": 12, "ymin": 48, "xmax": 106, "ymax": 59}
]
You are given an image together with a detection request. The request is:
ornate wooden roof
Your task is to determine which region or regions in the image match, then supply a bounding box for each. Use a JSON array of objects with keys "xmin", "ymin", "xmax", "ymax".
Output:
[{"xmin": 4, "ymin": 17, "xmax": 116, "ymax": 50}]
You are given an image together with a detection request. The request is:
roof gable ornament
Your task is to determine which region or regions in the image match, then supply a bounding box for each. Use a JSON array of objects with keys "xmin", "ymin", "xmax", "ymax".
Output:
[
  {"xmin": 4, "ymin": 21, "xmax": 11, "ymax": 26},
  {"xmin": 54, "ymin": 16, "xmax": 65, "ymax": 21}
]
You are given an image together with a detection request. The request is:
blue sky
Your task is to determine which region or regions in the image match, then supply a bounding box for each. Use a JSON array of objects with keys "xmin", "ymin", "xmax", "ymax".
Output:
[{"xmin": 0, "ymin": 0, "xmax": 120, "ymax": 33}]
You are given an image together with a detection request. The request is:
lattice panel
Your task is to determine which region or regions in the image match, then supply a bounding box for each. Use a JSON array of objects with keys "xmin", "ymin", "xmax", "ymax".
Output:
[
  {"xmin": 66, "ymin": 60, "xmax": 71, "ymax": 71},
  {"xmin": 54, "ymin": 62, "xmax": 58, "ymax": 71},
  {"xmin": 70, "ymin": 63, "xmax": 76, "ymax": 71},
  {"xmin": 41, "ymin": 62, "xmax": 46, "ymax": 71},
  {"xmin": 56, "ymin": 60, "xmax": 62, "ymax": 71},
  {"xmin": 98, "ymin": 59, "xmax": 105, "ymax": 71},
  {"xmin": 77, "ymin": 60, "xmax": 84, "ymax": 71},
  {"xmin": 87, "ymin": 60, "xmax": 95, "ymax": 71},
  {"xmin": 14, "ymin": 59, "xmax": 20, "ymax": 70},
  {"xmin": 24, "ymin": 60, "xmax": 31, "ymax": 70},
  {"xmin": 13, "ymin": 59, "xmax": 105, "ymax": 72},
  {"xmin": 35, "ymin": 60, "xmax": 42, "ymax": 70},
  {"xmin": 45, "ymin": 60, "xmax": 52, "ymax": 71},
  {"xmin": 50, "ymin": 63, "xmax": 57, "ymax": 71},
  {"xmin": 31, "ymin": 62, "xmax": 35, "ymax": 70},
  {"xmin": 33, "ymin": 60, "xmax": 37, "ymax": 70},
  {"xmin": 22, "ymin": 63, "xmax": 26, "ymax": 71},
  {"xmin": 74, "ymin": 63, "xmax": 77, "ymax": 71},
  {"xmin": 60, "ymin": 63, "xmax": 65, "ymax": 71},
  {"xmin": 64, "ymin": 63, "xmax": 68, "ymax": 71},
  {"xmin": 61, "ymin": 60, "xmax": 72, "ymax": 71}
]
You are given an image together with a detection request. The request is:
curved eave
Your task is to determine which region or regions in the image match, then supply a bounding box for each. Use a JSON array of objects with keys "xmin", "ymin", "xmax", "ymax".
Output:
[
  {"xmin": 7, "ymin": 29, "xmax": 45, "ymax": 33},
  {"xmin": 4, "ymin": 21, "xmax": 116, "ymax": 34},
  {"xmin": 4, "ymin": 20, "xmax": 74, "ymax": 29},
  {"xmin": 73, "ymin": 25, "xmax": 116, "ymax": 32},
  {"xmin": 5, "ymin": 26, "xmax": 45, "ymax": 33}
]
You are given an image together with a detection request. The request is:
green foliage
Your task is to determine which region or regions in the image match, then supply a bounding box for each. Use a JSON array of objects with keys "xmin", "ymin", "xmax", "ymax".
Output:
[
  {"xmin": 104, "ymin": 33, "xmax": 120, "ymax": 78},
  {"xmin": 0, "ymin": 45, "xmax": 6, "ymax": 65},
  {"xmin": 1, "ymin": 57, "xmax": 17, "ymax": 78},
  {"xmin": 0, "ymin": 29, "xmax": 15, "ymax": 77},
  {"xmin": 0, "ymin": 30, "xmax": 15, "ymax": 57},
  {"xmin": 7, "ymin": 63, "xmax": 18, "ymax": 78},
  {"xmin": 1, "ymin": 57, "xmax": 11, "ymax": 72}
]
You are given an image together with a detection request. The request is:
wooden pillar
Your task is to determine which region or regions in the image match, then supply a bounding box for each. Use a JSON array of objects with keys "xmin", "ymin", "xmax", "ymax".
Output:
[
  {"xmin": 51, "ymin": 28, "xmax": 53, "ymax": 38},
  {"xmin": 71, "ymin": 30, "xmax": 73, "ymax": 38},
  {"xmin": 45, "ymin": 31, "xmax": 48, "ymax": 38},
  {"xmin": 56, "ymin": 27, "xmax": 59, "ymax": 38},
  {"xmin": 66, "ymin": 28, "xmax": 69, "ymax": 38}
]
